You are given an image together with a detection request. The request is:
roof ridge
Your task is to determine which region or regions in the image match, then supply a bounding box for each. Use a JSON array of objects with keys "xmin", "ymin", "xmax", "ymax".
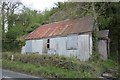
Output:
[{"xmin": 41, "ymin": 18, "xmax": 71, "ymax": 27}]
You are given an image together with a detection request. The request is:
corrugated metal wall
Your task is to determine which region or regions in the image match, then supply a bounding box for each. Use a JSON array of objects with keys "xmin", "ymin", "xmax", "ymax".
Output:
[
  {"xmin": 25, "ymin": 40, "xmax": 32, "ymax": 53},
  {"xmin": 21, "ymin": 46, "xmax": 25, "ymax": 54},
  {"xmin": 50, "ymin": 37, "xmax": 67, "ymax": 56},
  {"xmin": 78, "ymin": 34, "xmax": 90, "ymax": 61},
  {"xmin": 32, "ymin": 40, "xmax": 43, "ymax": 54},
  {"xmin": 23, "ymin": 33, "xmax": 92, "ymax": 61},
  {"xmin": 98, "ymin": 40, "xmax": 107, "ymax": 60},
  {"xmin": 49, "ymin": 34, "xmax": 91, "ymax": 61}
]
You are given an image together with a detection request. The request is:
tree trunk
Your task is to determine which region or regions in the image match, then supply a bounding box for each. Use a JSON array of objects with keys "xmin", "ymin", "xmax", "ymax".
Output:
[{"xmin": 2, "ymin": 2, "xmax": 5, "ymax": 39}]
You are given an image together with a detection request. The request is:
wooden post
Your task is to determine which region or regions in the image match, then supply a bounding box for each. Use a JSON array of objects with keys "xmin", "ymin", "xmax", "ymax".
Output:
[{"xmin": 11, "ymin": 55, "xmax": 14, "ymax": 61}]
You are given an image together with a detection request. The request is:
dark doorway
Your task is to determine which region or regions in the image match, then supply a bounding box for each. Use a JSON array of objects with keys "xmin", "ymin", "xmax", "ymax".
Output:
[{"xmin": 47, "ymin": 39, "xmax": 50, "ymax": 49}]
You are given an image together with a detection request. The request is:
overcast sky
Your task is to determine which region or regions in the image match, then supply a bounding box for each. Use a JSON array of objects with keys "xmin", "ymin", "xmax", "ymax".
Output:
[{"xmin": 20, "ymin": 0, "xmax": 67, "ymax": 11}]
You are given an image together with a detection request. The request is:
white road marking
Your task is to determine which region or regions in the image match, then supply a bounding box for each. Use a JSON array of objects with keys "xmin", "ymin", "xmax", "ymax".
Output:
[{"xmin": 2, "ymin": 76, "xmax": 12, "ymax": 78}]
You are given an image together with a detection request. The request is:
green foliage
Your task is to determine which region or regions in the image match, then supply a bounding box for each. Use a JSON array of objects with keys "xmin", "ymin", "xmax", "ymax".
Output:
[
  {"xmin": 2, "ymin": 6, "xmax": 57, "ymax": 51},
  {"xmin": 2, "ymin": 52, "xmax": 96, "ymax": 73},
  {"xmin": 2, "ymin": 59, "xmax": 94, "ymax": 78},
  {"xmin": 46, "ymin": 2, "xmax": 90, "ymax": 23},
  {"xmin": 98, "ymin": 16, "xmax": 113, "ymax": 29},
  {"xmin": 100, "ymin": 59, "xmax": 118, "ymax": 69},
  {"xmin": 2, "ymin": 52, "xmax": 119, "ymax": 78},
  {"xmin": 2, "ymin": 2, "xmax": 119, "ymax": 62},
  {"xmin": 89, "ymin": 51, "xmax": 100, "ymax": 62},
  {"xmin": 99, "ymin": 59, "xmax": 119, "ymax": 78},
  {"xmin": 47, "ymin": 2, "xmax": 119, "ymax": 60}
]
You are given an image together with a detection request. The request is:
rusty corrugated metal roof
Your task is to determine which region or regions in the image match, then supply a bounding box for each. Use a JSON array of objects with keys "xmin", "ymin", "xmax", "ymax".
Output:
[{"xmin": 25, "ymin": 16, "xmax": 94, "ymax": 40}]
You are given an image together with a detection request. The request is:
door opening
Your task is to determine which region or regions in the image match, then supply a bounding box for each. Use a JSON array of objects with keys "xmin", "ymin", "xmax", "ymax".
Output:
[{"xmin": 47, "ymin": 39, "xmax": 50, "ymax": 49}]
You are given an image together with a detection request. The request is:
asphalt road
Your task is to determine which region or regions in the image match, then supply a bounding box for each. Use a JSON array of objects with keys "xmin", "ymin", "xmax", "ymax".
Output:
[{"xmin": 2, "ymin": 69, "xmax": 39, "ymax": 78}]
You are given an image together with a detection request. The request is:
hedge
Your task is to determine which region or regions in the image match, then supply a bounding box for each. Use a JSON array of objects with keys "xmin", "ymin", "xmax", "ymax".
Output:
[
  {"xmin": 2, "ymin": 52, "xmax": 118, "ymax": 78},
  {"xmin": 2, "ymin": 52, "xmax": 96, "ymax": 73},
  {"xmin": 3, "ymin": 60, "xmax": 90, "ymax": 78}
]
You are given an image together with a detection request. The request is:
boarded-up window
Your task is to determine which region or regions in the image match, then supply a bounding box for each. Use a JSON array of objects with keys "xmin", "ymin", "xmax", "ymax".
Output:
[{"xmin": 66, "ymin": 35, "xmax": 78, "ymax": 50}]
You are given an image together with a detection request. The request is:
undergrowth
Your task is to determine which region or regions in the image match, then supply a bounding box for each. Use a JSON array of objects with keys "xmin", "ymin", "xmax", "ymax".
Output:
[{"xmin": 2, "ymin": 52, "xmax": 119, "ymax": 78}]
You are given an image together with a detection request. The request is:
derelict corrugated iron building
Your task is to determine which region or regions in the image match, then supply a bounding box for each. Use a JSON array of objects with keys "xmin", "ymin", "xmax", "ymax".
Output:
[{"xmin": 21, "ymin": 16, "xmax": 109, "ymax": 61}]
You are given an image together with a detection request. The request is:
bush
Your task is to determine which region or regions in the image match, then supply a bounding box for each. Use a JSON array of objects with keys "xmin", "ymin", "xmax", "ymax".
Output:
[
  {"xmin": 2, "ymin": 52, "xmax": 96, "ymax": 73},
  {"xmin": 3, "ymin": 59, "xmax": 90, "ymax": 78},
  {"xmin": 2, "ymin": 52, "xmax": 119, "ymax": 78}
]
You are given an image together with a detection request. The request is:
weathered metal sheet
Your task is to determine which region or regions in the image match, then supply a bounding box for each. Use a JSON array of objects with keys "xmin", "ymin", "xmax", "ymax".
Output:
[
  {"xmin": 66, "ymin": 35, "xmax": 78, "ymax": 50},
  {"xmin": 32, "ymin": 40, "xmax": 43, "ymax": 54},
  {"xmin": 98, "ymin": 30, "xmax": 109, "ymax": 39},
  {"xmin": 23, "ymin": 33, "xmax": 92, "ymax": 61},
  {"xmin": 66, "ymin": 50, "xmax": 78, "ymax": 58},
  {"xmin": 25, "ymin": 16, "xmax": 94, "ymax": 40},
  {"xmin": 21, "ymin": 46, "xmax": 25, "ymax": 54},
  {"xmin": 78, "ymin": 34, "xmax": 90, "ymax": 61},
  {"xmin": 42, "ymin": 39, "xmax": 47, "ymax": 53},
  {"xmin": 49, "ymin": 35, "xmax": 79, "ymax": 57},
  {"xmin": 49, "ymin": 38, "xmax": 58, "ymax": 54},
  {"xmin": 98, "ymin": 30, "xmax": 109, "ymax": 60},
  {"xmin": 49, "ymin": 34, "xmax": 91, "ymax": 61},
  {"xmin": 57, "ymin": 37, "xmax": 67, "ymax": 56},
  {"xmin": 98, "ymin": 40, "xmax": 108, "ymax": 60},
  {"xmin": 25, "ymin": 40, "xmax": 32, "ymax": 53}
]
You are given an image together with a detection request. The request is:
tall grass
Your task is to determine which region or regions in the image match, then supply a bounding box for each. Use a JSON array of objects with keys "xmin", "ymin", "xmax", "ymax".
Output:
[
  {"xmin": 2, "ymin": 52, "xmax": 119, "ymax": 78},
  {"xmin": 2, "ymin": 59, "xmax": 95, "ymax": 78}
]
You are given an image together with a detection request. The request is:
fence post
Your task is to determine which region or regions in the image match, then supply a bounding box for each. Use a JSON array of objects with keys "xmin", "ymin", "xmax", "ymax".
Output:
[{"xmin": 11, "ymin": 55, "xmax": 14, "ymax": 61}]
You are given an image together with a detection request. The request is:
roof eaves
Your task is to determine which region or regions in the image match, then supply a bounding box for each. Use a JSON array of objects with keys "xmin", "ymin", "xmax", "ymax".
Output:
[{"xmin": 25, "ymin": 31, "xmax": 92, "ymax": 40}]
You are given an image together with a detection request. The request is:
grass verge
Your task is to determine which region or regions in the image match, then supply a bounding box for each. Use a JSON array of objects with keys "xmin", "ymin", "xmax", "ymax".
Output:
[
  {"xmin": 2, "ymin": 59, "xmax": 95, "ymax": 78},
  {"xmin": 2, "ymin": 52, "xmax": 119, "ymax": 78}
]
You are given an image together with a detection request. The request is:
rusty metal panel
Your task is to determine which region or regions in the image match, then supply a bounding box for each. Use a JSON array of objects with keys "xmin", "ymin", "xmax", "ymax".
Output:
[
  {"xmin": 25, "ymin": 16, "xmax": 94, "ymax": 40},
  {"xmin": 98, "ymin": 40, "xmax": 108, "ymax": 60},
  {"xmin": 78, "ymin": 34, "xmax": 90, "ymax": 61}
]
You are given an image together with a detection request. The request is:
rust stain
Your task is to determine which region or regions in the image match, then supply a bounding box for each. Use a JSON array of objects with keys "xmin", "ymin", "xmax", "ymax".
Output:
[{"xmin": 25, "ymin": 16, "xmax": 94, "ymax": 40}]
